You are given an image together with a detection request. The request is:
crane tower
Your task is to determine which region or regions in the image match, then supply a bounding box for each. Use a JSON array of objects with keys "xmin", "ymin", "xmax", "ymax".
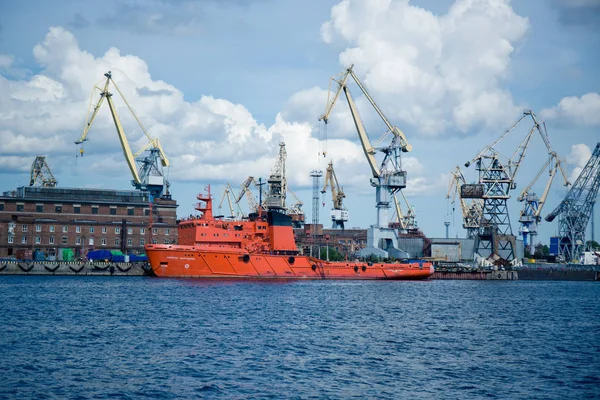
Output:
[
  {"xmin": 321, "ymin": 161, "xmax": 349, "ymax": 229},
  {"xmin": 546, "ymin": 142, "xmax": 600, "ymax": 262},
  {"xmin": 464, "ymin": 110, "xmax": 563, "ymax": 263},
  {"xmin": 75, "ymin": 71, "xmax": 170, "ymax": 200},
  {"xmin": 264, "ymin": 142, "xmax": 287, "ymax": 211},
  {"xmin": 319, "ymin": 65, "xmax": 412, "ymax": 259},
  {"xmin": 29, "ymin": 156, "xmax": 58, "ymax": 188}
]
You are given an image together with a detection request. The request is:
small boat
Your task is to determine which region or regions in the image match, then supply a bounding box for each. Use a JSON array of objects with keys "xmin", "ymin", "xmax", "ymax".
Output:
[{"xmin": 145, "ymin": 187, "xmax": 433, "ymax": 280}]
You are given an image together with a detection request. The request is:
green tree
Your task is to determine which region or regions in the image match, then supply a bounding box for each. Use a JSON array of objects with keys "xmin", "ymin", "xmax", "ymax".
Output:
[
  {"xmin": 586, "ymin": 240, "xmax": 599, "ymax": 250},
  {"xmin": 319, "ymin": 246, "xmax": 345, "ymax": 261}
]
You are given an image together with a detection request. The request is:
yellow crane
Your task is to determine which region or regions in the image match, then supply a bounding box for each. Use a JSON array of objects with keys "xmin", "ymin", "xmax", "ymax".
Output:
[
  {"xmin": 392, "ymin": 191, "xmax": 417, "ymax": 231},
  {"xmin": 321, "ymin": 161, "xmax": 348, "ymax": 229},
  {"xmin": 75, "ymin": 71, "xmax": 170, "ymax": 199},
  {"xmin": 318, "ymin": 64, "xmax": 411, "ymax": 230}
]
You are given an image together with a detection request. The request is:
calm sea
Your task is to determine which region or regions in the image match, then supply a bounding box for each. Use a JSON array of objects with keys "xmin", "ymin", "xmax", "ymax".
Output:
[{"xmin": 0, "ymin": 276, "xmax": 598, "ymax": 399}]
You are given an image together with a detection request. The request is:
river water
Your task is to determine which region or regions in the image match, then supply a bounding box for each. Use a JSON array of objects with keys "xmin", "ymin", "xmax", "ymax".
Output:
[{"xmin": 0, "ymin": 276, "xmax": 598, "ymax": 399}]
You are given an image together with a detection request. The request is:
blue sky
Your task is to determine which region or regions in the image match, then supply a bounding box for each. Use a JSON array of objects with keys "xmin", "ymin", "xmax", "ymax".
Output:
[{"xmin": 0, "ymin": 0, "xmax": 599, "ymax": 246}]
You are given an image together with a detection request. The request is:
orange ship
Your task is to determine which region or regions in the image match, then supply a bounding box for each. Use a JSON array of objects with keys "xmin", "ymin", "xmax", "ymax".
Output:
[{"xmin": 145, "ymin": 187, "xmax": 434, "ymax": 280}]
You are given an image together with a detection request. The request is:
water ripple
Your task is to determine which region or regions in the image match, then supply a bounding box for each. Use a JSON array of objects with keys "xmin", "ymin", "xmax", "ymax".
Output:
[{"xmin": 0, "ymin": 277, "xmax": 598, "ymax": 399}]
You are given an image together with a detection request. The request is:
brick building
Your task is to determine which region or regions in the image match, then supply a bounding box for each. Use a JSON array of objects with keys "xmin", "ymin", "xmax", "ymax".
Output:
[
  {"xmin": 0, "ymin": 186, "xmax": 177, "ymax": 259},
  {"xmin": 294, "ymin": 224, "xmax": 367, "ymax": 258}
]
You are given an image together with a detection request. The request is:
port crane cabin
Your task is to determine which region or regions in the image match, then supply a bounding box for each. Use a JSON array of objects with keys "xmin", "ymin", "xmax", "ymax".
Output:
[{"xmin": 75, "ymin": 71, "xmax": 170, "ymax": 200}]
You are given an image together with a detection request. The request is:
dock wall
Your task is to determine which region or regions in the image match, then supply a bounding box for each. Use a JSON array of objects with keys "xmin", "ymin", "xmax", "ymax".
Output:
[{"xmin": 0, "ymin": 260, "xmax": 150, "ymax": 276}]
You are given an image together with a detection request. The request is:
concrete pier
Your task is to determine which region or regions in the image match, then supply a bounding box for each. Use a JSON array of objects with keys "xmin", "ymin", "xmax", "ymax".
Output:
[{"xmin": 0, "ymin": 260, "xmax": 151, "ymax": 276}]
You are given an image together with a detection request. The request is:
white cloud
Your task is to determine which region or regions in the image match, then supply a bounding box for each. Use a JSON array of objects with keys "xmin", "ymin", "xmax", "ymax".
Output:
[
  {"xmin": 319, "ymin": 0, "xmax": 529, "ymax": 136},
  {"xmin": 0, "ymin": 54, "xmax": 14, "ymax": 69},
  {"xmin": 566, "ymin": 143, "xmax": 592, "ymax": 182},
  {"xmin": 541, "ymin": 93, "xmax": 600, "ymax": 126}
]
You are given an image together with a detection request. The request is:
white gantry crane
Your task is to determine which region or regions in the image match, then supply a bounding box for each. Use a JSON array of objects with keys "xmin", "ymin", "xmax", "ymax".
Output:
[
  {"xmin": 446, "ymin": 166, "xmax": 483, "ymax": 238},
  {"xmin": 321, "ymin": 161, "xmax": 349, "ymax": 229},
  {"xmin": 546, "ymin": 142, "xmax": 600, "ymax": 262},
  {"xmin": 319, "ymin": 65, "xmax": 413, "ymax": 258},
  {"xmin": 75, "ymin": 71, "xmax": 170, "ymax": 200},
  {"xmin": 29, "ymin": 156, "xmax": 58, "ymax": 188}
]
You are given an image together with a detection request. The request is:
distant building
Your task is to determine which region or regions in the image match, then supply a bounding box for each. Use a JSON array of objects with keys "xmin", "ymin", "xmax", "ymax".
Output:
[
  {"xmin": 0, "ymin": 186, "xmax": 177, "ymax": 259},
  {"xmin": 294, "ymin": 224, "xmax": 367, "ymax": 257}
]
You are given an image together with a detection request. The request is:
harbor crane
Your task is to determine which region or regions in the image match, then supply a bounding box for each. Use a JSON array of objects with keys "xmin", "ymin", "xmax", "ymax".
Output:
[
  {"xmin": 391, "ymin": 191, "xmax": 417, "ymax": 232},
  {"xmin": 75, "ymin": 71, "xmax": 170, "ymax": 200},
  {"xmin": 264, "ymin": 142, "xmax": 287, "ymax": 212},
  {"xmin": 235, "ymin": 176, "xmax": 261, "ymax": 215},
  {"xmin": 463, "ymin": 110, "xmax": 565, "ymax": 263},
  {"xmin": 517, "ymin": 152, "xmax": 569, "ymax": 254},
  {"xmin": 446, "ymin": 166, "xmax": 483, "ymax": 237},
  {"xmin": 319, "ymin": 65, "xmax": 412, "ymax": 258},
  {"xmin": 546, "ymin": 142, "xmax": 600, "ymax": 262},
  {"xmin": 218, "ymin": 183, "xmax": 243, "ymax": 218},
  {"xmin": 321, "ymin": 161, "xmax": 349, "ymax": 229},
  {"xmin": 287, "ymin": 187, "xmax": 305, "ymax": 228},
  {"xmin": 29, "ymin": 156, "xmax": 58, "ymax": 188}
]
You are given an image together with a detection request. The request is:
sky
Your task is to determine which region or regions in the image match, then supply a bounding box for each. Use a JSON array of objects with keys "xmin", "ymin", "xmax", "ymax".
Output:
[{"xmin": 0, "ymin": 0, "xmax": 599, "ymax": 246}]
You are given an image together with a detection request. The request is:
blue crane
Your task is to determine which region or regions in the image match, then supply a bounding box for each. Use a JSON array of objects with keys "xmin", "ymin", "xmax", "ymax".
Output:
[{"xmin": 545, "ymin": 142, "xmax": 600, "ymax": 262}]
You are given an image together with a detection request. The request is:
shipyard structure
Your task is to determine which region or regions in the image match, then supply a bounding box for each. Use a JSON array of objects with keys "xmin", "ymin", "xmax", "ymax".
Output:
[{"xmin": 0, "ymin": 186, "xmax": 177, "ymax": 260}]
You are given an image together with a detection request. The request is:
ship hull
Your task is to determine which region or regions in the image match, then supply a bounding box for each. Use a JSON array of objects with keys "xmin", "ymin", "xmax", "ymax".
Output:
[{"xmin": 145, "ymin": 245, "xmax": 434, "ymax": 280}]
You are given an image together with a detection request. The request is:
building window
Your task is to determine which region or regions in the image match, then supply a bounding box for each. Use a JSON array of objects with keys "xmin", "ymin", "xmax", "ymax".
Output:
[
  {"xmin": 22, "ymin": 225, "xmax": 28, "ymax": 232},
  {"xmin": 89, "ymin": 226, "xmax": 95, "ymax": 233},
  {"xmin": 127, "ymin": 208, "xmax": 134, "ymax": 216},
  {"xmin": 164, "ymin": 239, "xmax": 170, "ymax": 244},
  {"xmin": 76, "ymin": 226, "xmax": 81, "ymax": 233},
  {"xmin": 8, "ymin": 235, "xmax": 14, "ymax": 244},
  {"xmin": 127, "ymin": 238, "xmax": 132, "ymax": 246},
  {"xmin": 21, "ymin": 236, "xmax": 27, "ymax": 244},
  {"xmin": 35, "ymin": 236, "xmax": 41, "ymax": 244},
  {"xmin": 49, "ymin": 225, "xmax": 55, "ymax": 233},
  {"xmin": 102, "ymin": 227, "xmax": 107, "ymax": 234},
  {"xmin": 55, "ymin": 205, "xmax": 62, "ymax": 213},
  {"xmin": 62, "ymin": 226, "xmax": 68, "ymax": 233},
  {"xmin": 36, "ymin": 205, "xmax": 43, "ymax": 212},
  {"xmin": 115, "ymin": 227, "xmax": 121, "ymax": 234},
  {"xmin": 89, "ymin": 238, "xmax": 94, "ymax": 246},
  {"xmin": 114, "ymin": 239, "xmax": 120, "ymax": 246},
  {"xmin": 49, "ymin": 236, "xmax": 55, "ymax": 244},
  {"xmin": 110, "ymin": 208, "xmax": 117, "ymax": 215},
  {"xmin": 144, "ymin": 209, "xmax": 150, "ymax": 216},
  {"xmin": 74, "ymin": 206, "xmax": 81, "ymax": 214},
  {"xmin": 17, "ymin": 204, "xmax": 24, "ymax": 211},
  {"xmin": 151, "ymin": 238, "xmax": 157, "ymax": 244},
  {"xmin": 76, "ymin": 237, "xmax": 81, "ymax": 245},
  {"xmin": 152, "ymin": 228, "xmax": 158, "ymax": 235},
  {"xmin": 36, "ymin": 225, "xmax": 41, "ymax": 232},
  {"xmin": 62, "ymin": 236, "xmax": 68, "ymax": 245},
  {"xmin": 140, "ymin": 238, "xmax": 145, "ymax": 245},
  {"xmin": 165, "ymin": 228, "xmax": 170, "ymax": 236},
  {"xmin": 140, "ymin": 228, "xmax": 145, "ymax": 235},
  {"xmin": 0, "ymin": 203, "xmax": 4, "ymax": 211},
  {"xmin": 101, "ymin": 238, "xmax": 106, "ymax": 246},
  {"xmin": 92, "ymin": 207, "xmax": 99, "ymax": 215},
  {"xmin": 127, "ymin": 228, "xmax": 133, "ymax": 235}
]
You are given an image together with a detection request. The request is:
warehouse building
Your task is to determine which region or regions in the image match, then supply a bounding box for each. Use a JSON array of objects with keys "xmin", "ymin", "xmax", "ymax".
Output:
[{"xmin": 0, "ymin": 186, "xmax": 177, "ymax": 260}]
